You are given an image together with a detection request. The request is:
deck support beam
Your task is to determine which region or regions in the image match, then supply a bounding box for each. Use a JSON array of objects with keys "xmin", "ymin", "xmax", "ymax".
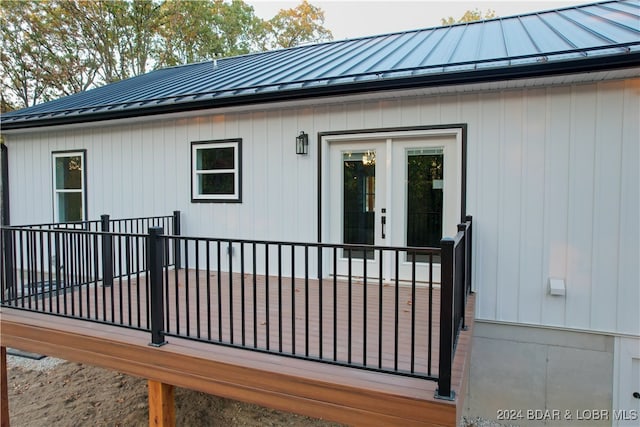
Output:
[
  {"xmin": 1, "ymin": 346, "xmax": 9, "ymax": 427},
  {"xmin": 148, "ymin": 380, "xmax": 175, "ymax": 427}
]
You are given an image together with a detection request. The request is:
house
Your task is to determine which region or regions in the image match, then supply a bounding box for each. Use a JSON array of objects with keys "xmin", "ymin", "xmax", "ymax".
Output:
[{"xmin": 1, "ymin": 1, "xmax": 639, "ymax": 425}]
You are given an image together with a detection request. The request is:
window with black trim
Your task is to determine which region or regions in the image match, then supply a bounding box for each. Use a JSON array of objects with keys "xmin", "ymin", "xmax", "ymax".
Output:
[
  {"xmin": 52, "ymin": 151, "xmax": 86, "ymax": 222},
  {"xmin": 191, "ymin": 139, "xmax": 242, "ymax": 202}
]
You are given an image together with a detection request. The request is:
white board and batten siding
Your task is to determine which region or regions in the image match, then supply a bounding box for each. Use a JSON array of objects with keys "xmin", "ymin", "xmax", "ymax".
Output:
[{"xmin": 6, "ymin": 77, "xmax": 639, "ymax": 337}]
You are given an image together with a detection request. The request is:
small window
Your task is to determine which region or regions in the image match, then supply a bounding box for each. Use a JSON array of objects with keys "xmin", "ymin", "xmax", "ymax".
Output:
[
  {"xmin": 191, "ymin": 139, "xmax": 242, "ymax": 202},
  {"xmin": 52, "ymin": 151, "xmax": 86, "ymax": 222}
]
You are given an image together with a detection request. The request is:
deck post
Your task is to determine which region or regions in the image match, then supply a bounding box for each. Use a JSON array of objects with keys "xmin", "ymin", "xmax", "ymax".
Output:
[
  {"xmin": 457, "ymin": 223, "xmax": 467, "ymax": 331},
  {"xmin": 1, "ymin": 346, "xmax": 9, "ymax": 427},
  {"xmin": 100, "ymin": 215, "xmax": 113, "ymax": 288},
  {"xmin": 436, "ymin": 237, "xmax": 455, "ymax": 400},
  {"xmin": 172, "ymin": 211, "xmax": 181, "ymax": 270},
  {"xmin": 148, "ymin": 227, "xmax": 167, "ymax": 347},
  {"xmin": 2, "ymin": 228, "xmax": 15, "ymax": 301},
  {"xmin": 148, "ymin": 380, "xmax": 175, "ymax": 427},
  {"xmin": 465, "ymin": 215, "xmax": 473, "ymax": 295}
]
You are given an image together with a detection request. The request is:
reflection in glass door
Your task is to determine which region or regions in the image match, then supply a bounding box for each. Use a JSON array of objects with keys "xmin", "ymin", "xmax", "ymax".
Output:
[
  {"xmin": 328, "ymin": 141, "xmax": 386, "ymax": 279},
  {"xmin": 343, "ymin": 152, "xmax": 376, "ymax": 259},
  {"xmin": 406, "ymin": 148, "xmax": 444, "ymax": 262}
]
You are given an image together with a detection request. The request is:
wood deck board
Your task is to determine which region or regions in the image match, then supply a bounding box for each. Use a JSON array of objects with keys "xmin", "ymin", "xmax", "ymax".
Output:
[{"xmin": 1, "ymin": 270, "xmax": 475, "ymax": 426}]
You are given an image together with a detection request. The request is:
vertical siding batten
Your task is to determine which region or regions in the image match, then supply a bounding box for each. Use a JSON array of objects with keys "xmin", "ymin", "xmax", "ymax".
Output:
[
  {"xmin": 543, "ymin": 87, "xmax": 572, "ymax": 327},
  {"xmin": 545, "ymin": 87, "xmax": 572, "ymax": 325},
  {"xmin": 566, "ymin": 85, "xmax": 595, "ymax": 330},
  {"xmin": 480, "ymin": 91, "xmax": 502, "ymax": 320},
  {"xmin": 495, "ymin": 92, "xmax": 506, "ymax": 320},
  {"xmin": 520, "ymin": 88, "xmax": 546, "ymax": 326},
  {"xmin": 498, "ymin": 91, "xmax": 524, "ymax": 322},
  {"xmin": 591, "ymin": 81, "xmax": 624, "ymax": 333}
]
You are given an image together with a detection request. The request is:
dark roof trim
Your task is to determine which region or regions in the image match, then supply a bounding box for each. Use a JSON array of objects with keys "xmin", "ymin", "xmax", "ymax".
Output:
[
  {"xmin": 6, "ymin": 41, "xmax": 638, "ymax": 121},
  {"xmin": 3, "ymin": 51, "xmax": 639, "ymax": 131}
]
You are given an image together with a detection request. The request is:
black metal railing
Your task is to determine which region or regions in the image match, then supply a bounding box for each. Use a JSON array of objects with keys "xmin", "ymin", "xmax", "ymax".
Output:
[
  {"xmin": 436, "ymin": 215, "xmax": 473, "ymax": 399},
  {"xmin": 152, "ymin": 232, "xmax": 442, "ymax": 379},
  {"xmin": 12, "ymin": 212, "xmax": 179, "ymax": 235},
  {"xmin": 0, "ymin": 212, "xmax": 181, "ymax": 329},
  {"xmin": 1, "ymin": 213, "xmax": 472, "ymax": 399},
  {"xmin": 1, "ymin": 227, "xmax": 148, "ymax": 329}
]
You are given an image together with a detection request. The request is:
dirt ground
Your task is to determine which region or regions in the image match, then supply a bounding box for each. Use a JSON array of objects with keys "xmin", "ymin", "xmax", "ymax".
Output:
[{"xmin": 6, "ymin": 356, "xmax": 343, "ymax": 427}]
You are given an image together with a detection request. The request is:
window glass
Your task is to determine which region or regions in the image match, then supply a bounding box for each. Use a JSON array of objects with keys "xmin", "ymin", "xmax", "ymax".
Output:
[
  {"xmin": 192, "ymin": 140, "xmax": 241, "ymax": 202},
  {"xmin": 198, "ymin": 173, "xmax": 235, "ymax": 195},
  {"xmin": 57, "ymin": 193, "xmax": 83, "ymax": 222},
  {"xmin": 53, "ymin": 152, "xmax": 85, "ymax": 222},
  {"xmin": 197, "ymin": 147, "xmax": 234, "ymax": 170},
  {"xmin": 55, "ymin": 156, "xmax": 82, "ymax": 189}
]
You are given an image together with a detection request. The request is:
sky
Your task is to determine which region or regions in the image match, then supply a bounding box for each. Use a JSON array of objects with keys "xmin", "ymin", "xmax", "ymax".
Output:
[{"xmin": 247, "ymin": 0, "xmax": 589, "ymax": 41}]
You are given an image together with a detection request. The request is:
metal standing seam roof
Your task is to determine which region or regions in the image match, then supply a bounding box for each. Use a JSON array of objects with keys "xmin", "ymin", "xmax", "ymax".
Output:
[{"xmin": 2, "ymin": 0, "xmax": 639, "ymax": 130}]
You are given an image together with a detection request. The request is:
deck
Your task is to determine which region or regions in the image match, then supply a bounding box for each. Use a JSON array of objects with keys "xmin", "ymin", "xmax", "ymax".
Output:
[
  {"xmin": 1, "ymin": 215, "xmax": 474, "ymax": 426},
  {"xmin": 1, "ymin": 271, "xmax": 475, "ymax": 427}
]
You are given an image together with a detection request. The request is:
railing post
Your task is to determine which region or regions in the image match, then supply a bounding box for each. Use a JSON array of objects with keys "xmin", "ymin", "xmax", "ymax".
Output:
[
  {"xmin": 436, "ymin": 237, "xmax": 455, "ymax": 400},
  {"xmin": 1, "ymin": 228, "xmax": 15, "ymax": 301},
  {"xmin": 148, "ymin": 226, "xmax": 167, "ymax": 347},
  {"xmin": 101, "ymin": 215, "xmax": 113, "ymax": 288},
  {"xmin": 172, "ymin": 210, "xmax": 181, "ymax": 270},
  {"xmin": 54, "ymin": 231, "xmax": 63, "ymax": 291},
  {"xmin": 457, "ymin": 223, "xmax": 467, "ymax": 331},
  {"xmin": 465, "ymin": 215, "xmax": 473, "ymax": 295}
]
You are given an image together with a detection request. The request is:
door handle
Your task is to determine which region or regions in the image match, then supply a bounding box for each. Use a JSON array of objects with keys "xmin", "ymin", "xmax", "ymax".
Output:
[{"xmin": 381, "ymin": 215, "xmax": 386, "ymax": 239}]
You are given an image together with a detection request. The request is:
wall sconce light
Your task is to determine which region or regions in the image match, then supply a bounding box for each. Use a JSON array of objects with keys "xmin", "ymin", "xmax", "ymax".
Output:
[{"xmin": 296, "ymin": 131, "xmax": 309, "ymax": 155}]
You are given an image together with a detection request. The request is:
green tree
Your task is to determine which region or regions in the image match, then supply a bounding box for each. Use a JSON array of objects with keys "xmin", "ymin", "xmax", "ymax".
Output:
[
  {"xmin": 214, "ymin": 0, "xmax": 265, "ymax": 56},
  {"xmin": 1, "ymin": 1, "xmax": 54, "ymax": 106},
  {"xmin": 156, "ymin": 0, "xmax": 220, "ymax": 66},
  {"xmin": 155, "ymin": 0, "xmax": 264, "ymax": 67},
  {"xmin": 441, "ymin": 8, "xmax": 497, "ymax": 25},
  {"xmin": 119, "ymin": 0, "xmax": 162, "ymax": 77},
  {"xmin": 31, "ymin": 0, "xmax": 102, "ymax": 96},
  {"xmin": 0, "ymin": 0, "xmax": 154, "ymax": 105},
  {"xmin": 263, "ymin": 0, "xmax": 333, "ymax": 49},
  {"xmin": 1, "ymin": 92, "xmax": 15, "ymax": 113},
  {"xmin": 1, "ymin": 0, "xmax": 333, "ymax": 109},
  {"xmin": 57, "ymin": 0, "xmax": 161, "ymax": 83}
]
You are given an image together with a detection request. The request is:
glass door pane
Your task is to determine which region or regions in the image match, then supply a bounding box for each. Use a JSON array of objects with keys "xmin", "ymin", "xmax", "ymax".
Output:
[
  {"xmin": 406, "ymin": 148, "xmax": 443, "ymax": 262},
  {"xmin": 343, "ymin": 152, "xmax": 376, "ymax": 259}
]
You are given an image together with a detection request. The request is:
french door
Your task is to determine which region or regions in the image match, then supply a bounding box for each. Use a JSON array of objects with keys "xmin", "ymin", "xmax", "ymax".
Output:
[{"xmin": 326, "ymin": 131, "xmax": 461, "ymax": 283}]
